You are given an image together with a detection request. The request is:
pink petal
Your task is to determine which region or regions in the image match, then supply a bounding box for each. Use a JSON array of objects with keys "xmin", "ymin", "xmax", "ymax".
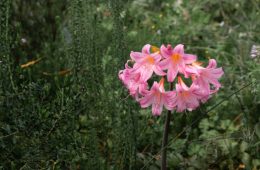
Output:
[
  {"xmin": 150, "ymin": 82, "xmax": 159, "ymax": 92},
  {"xmin": 193, "ymin": 79, "xmax": 210, "ymax": 97},
  {"xmin": 176, "ymin": 98, "xmax": 186, "ymax": 112},
  {"xmin": 140, "ymin": 67, "xmax": 154, "ymax": 81},
  {"xmin": 153, "ymin": 65, "xmax": 166, "ymax": 76},
  {"xmin": 173, "ymin": 44, "xmax": 184, "ymax": 54},
  {"xmin": 183, "ymin": 54, "xmax": 197, "ymax": 64},
  {"xmin": 140, "ymin": 94, "xmax": 154, "ymax": 108},
  {"xmin": 209, "ymin": 79, "xmax": 221, "ymax": 88},
  {"xmin": 118, "ymin": 70, "xmax": 124, "ymax": 80},
  {"xmin": 207, "ymin": 59, "xmax": 217, "ymax": 69},
  {"xmin": 151, "ymin": 53, "xmax": 162, "ymax": 62},
  {"xmin": 200, "ymin": 94, "xmax": 210, "ymax": 103},
  {"xmin": 139, "ymin": 83, "xmax": 148, "ymax": 95},
  {"xmin": 175, "ymin": 84, "xmax": 182, "ymax": 93},
  {"xmin": 130, "ymin": 52, "xmax": 144, "ymax": 63},
  {"xmin": 152, "ymin": 103, "xmax": 163, "ymax": 116},
  {"xmin": 124, "ymin": 62, "xmax": 131, "ymax": 69},
  {"xmin": 142, "ymin": 44, "xmax": 151, "ymax": 54},
  {"xmin": 187, "ymin": 95, "xmax": 199, "ymax": 109},
  {"xmin": 132, "ymin": 63, "xmax": 142, "ymax": 71},
  {"xmin": 160, "ymin": 44, "xmax": 172, "ymax": 58},
  {"xmin": 178, "ymin": 65, "xmax": 191, "ymax": 78},
  {"xmin": 167, "ymin": 66, "xmax": 178, "ymax": 82},
  {"xmin": 163, "ymin": 91, "xmax": 176, "ymax": 110},
  {"xmin": 184, "ymin": 65, "xmax": 198, "ymax": 75},
  {"xmin": 178, "ymin": 77, "xmax": 189, "ymax": 91},
  {"xmin": 159, "ymin": 58, "xmax": 170, "ymax": 70},
  {"xmin": 129, "ymin": 87, "xmax": 138, "ymax": 96},
  {"xmin": 210, "ymin": 68, "xmax": 224, "ymax": 78}
]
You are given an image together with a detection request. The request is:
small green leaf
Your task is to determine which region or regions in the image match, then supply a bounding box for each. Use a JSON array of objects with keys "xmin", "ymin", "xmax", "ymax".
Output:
[
  {"xmin": 255, "ymin": 123, "xmax": 260, "ymax": 138},
  {"xmin": 241, "ymin": 152, "xmax": 251, "ymax": 165},
  {"xmin": 240, "ymin": 141, "xmax": 249, "ymax": 152}
]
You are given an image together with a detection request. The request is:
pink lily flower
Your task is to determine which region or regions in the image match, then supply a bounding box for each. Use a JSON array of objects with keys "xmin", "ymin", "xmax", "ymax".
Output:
[
  {"xmin": 186, "ymin": 59, "xmax": 224, "ymax": 96},
  {"xmin": 119, "ymin": 43, "xmax": 224, "ymax": 116},
  {"xmin": 130, "ymin": 44, "xmax": 166, "ymax": 81},
  {"xmin": 139, "ymin": 78, "xmax": 176, "ymax": 116},
  {"xmin": 119, "ymin": 62, "xmax": 148, "ymax": 99},
  {"xmin": 173, "ymin": 77, "xmax": 204, "ymax": 112},
  {"xmin": 159, "ymin": 44, "xmax": 197, "ymax": 82}
]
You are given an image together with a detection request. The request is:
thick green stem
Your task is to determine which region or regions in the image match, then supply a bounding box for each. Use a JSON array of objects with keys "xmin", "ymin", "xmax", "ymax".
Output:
[{"xmin": 161, "ymin": 82, "xmax": 173, "ymax": 170}]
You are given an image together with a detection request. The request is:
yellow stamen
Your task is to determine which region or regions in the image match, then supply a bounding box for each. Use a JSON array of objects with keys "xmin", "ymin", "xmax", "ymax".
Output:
[
  {"xmin": 151, "ymin": 46, "xmax": 160, "ymax": 53},
  {"xmin": 171, "ymin": 53, "xmax": 181, "ymax": 63},
  {"xmin": 146, "ymin": 56, "xmax": 155, "ymax": 64}
]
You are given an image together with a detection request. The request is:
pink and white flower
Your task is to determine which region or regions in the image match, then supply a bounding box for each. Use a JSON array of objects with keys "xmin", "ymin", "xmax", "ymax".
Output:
[
  {"xmin": 139, "ymin": 78, "xmax": 176, "ymax": 116},
  {"xmin": 186, "ymin": 59, "xmax": 224, "ymax": 96},
  {"xmin": 130, "ymin": 44, "xmax": 166, "ymax": 81},
  {"xmin": 159, "ymin": 44, "xmax": 197, "ymax": 82},
  {"xmin": 119, "ymin": 63, "xmax": 148, "ymax": 99},
  {"xmin": 173, "ymin": 77, "xmax": 205, "ymax": 112},
  {"xmin": 119, "ymin": 43, "xmax": 224, "ymax": 115}
]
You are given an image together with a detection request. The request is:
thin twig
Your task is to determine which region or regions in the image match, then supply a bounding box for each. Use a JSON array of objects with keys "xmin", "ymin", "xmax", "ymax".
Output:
[{"xmin": 0, "ymin": 132, "xmax": 18, "ymax": 139}]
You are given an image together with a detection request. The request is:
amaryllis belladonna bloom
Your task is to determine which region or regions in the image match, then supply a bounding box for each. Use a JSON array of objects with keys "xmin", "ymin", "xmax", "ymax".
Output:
[
  {"xmin": 139, "ymin": 78, "xmax": 176, "ymax": 116},
  {"xmin": 119, "ymin": 63, "xmax": 148, "ymax": 99},
  {"xmin": 186, "ymin": 59, "xmax": 224, "ymax": 96},
  {"xmin": 173, "ymin": 77, "xmax": 204, "ymax": 112},
  {"xmin": 119, "ymin": 43, "xmax": 223, "ymax": 115},
  {"xmin": 130, "ymin": 44, "xmax": 166, "ymax": 81},
  {"xmin": 159, "ymin": 44, "xmax": 197, "ymax": 82}
]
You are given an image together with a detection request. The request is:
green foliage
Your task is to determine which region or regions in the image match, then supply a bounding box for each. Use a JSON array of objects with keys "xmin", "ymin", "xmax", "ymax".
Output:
[{"xmin": 0, "ymin": 0, "xmax": 260, "ymax": 169}]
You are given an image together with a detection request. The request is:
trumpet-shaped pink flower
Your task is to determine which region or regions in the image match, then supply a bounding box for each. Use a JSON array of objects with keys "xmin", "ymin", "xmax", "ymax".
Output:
[
  {"xmin": 173, "ymin": 77, "xmax": 204, "ymax": 112},
  {"xmin": 186, "ymin": 59, "xmax": 224, "ymax": 96},
  {"xmin": 119, "ymin": 63, "xmax": 148, "ymax": 99},
  {"xmin": 139, "ymin": 78, "xmax": 176, "ymax": 116},
  {"xmin": 130, "ymin": 44, "xmax": 165, "ymax": 81},
  {"xmin": 159, "ymin": 44, "xmax": 197, "ymax": 82},
  {"xmin": 119, "ymin": 43, "xmax": 223, "ymax": 115}
]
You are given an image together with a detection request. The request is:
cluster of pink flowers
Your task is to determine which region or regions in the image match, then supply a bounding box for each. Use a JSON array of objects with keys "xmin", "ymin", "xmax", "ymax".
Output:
[{"xmin": 119, "ymin": 44, "xmax": 224, "ymax": 115}]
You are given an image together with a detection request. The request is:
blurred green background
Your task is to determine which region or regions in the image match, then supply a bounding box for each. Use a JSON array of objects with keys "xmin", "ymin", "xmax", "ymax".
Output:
[{"xmin": 0, "ymin": 0, "xmax": 260, "ymax": 169}]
